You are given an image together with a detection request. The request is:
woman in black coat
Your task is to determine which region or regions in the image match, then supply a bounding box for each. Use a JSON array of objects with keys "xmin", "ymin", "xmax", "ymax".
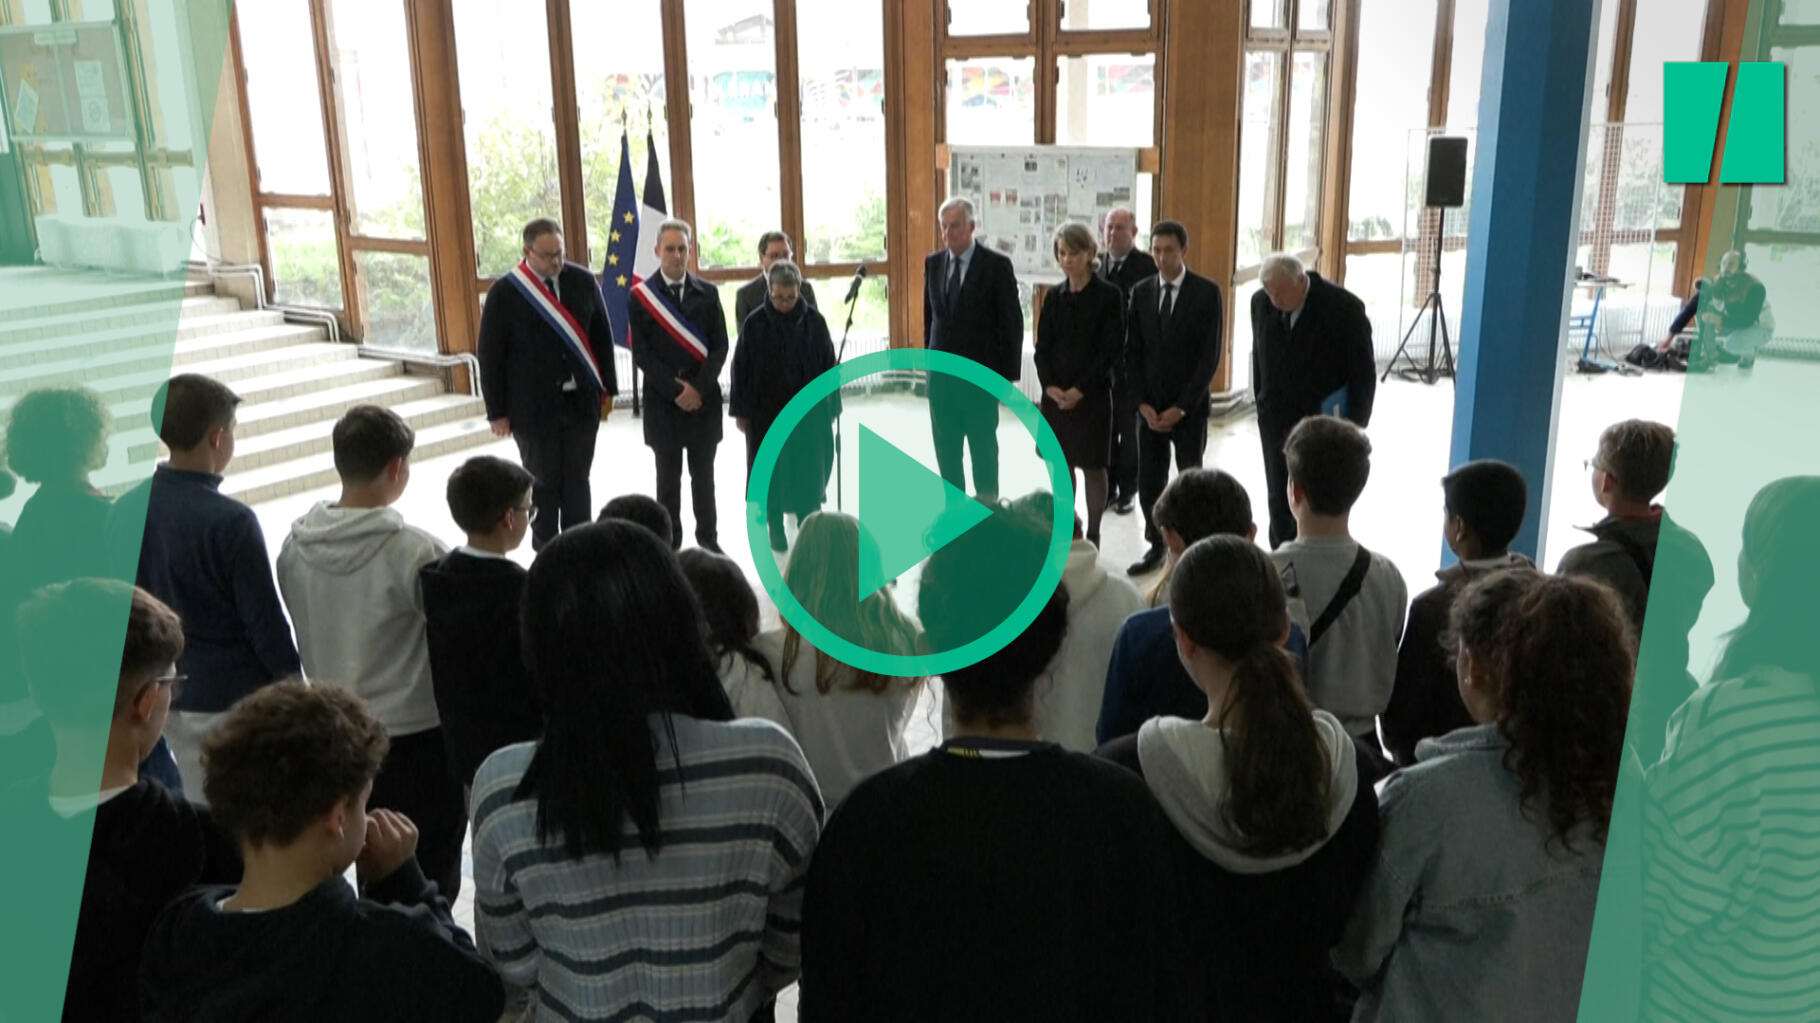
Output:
[
  {"xmin": 730, "ymin": 261, "xmax": 841, "ymax": 553},
  {"xmin": 1035, "ymin": 222, "xmax": 1124, "ymax": 547}
]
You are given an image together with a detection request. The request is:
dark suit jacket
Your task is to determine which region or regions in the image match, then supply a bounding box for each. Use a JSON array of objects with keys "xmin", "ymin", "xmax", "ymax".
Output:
[
  {"xmin": 477, "ymin": 262, "xmax": 617, "ymax": 429},
  {"xmin": 1100, "ymin": 248, "xmax": 1158, "ymax": 306},
  {"xmin": 629, "ymin": 273, "xmax": 730, "ymax": 447},
  {"xmin": 923, "ymin": 243, "xmax": 1023, "ymax": 381},
  {"xmin": 1124, "ymin": 270, "xmax": 1224, "ymax": 414},
  {"xmin": 735, "ymin": 275, "xmax": 818, "ymax": 329},
  {"xmin": 1250, "ymin": 272, "xmax": 1376, "ymax": 430}
]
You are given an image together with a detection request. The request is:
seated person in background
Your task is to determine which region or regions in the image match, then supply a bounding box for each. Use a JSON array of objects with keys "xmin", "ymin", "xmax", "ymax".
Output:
[
  {"xmin": 1384, "ymin": 459, "xmax": 1532, "ymax": 766},
  {"xmin": 1269, "ymin": 417, "xmax": 1407, "ymax": 757},
  {"xmin": 1010, "ymin": 492, "xmax": 1145, "ymax": 753},
  {"xmin": 1335, "ymin": 570, "xmax": 1633, "ymax": 1022},
  {"xmin": 139, "ymin": 682, "xmax": 503, "ymax": 1022},
  {"xmin": 10, "ymin": 581, "xmax": 240, "ymax": 1023},
  {"xmin": 1098, "ymin": 536, "xmax": 1378, "ymax": 1023},
  {"xmin": 420, "ymin": 456, "xmax": 542, "ymax": 792},
  {"xmin": 678, "ymin": 547, "xmax": 792, "ymax": 729},
  {"xmin": 1097, "ymin": 469, "xmax": 1308, "ymax": 746},
  {"xmin": 469, "ymin": 522, "xmax": 816, "ymax": 1023},
  {"xmin": 801, "ymin": 506, "xmax": 1189, "ymax": 1023},
  {"xmin": 1657, "ymin": 249, "xmax": 1769, "ymax": 368},
  {"xmin": 1557, "ymin": 419, "xmax": 1712, "ymax": 766},
  {"xmin": 598, "ymin": 492, "xmax": 676, "ymax": 548},
  {"xmin": 758, "ymin": 510, "xmax": 924, "ymax": 809}
]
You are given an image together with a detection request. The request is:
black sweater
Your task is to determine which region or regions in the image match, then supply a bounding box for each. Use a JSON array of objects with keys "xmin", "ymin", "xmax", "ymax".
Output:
[
  {"xmin": 1035, "ymin": 274, "xmax": 1125, "ymax": 397},
  {"xmin": 419, "ymin": 550, "xmax": 541, "ymax": 786},
  {"xmin": 140, "ymin": 859, "xmax": 504, "ymax": 1022}
]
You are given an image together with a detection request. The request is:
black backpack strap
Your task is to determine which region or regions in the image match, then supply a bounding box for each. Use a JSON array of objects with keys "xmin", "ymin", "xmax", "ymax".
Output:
[
  {"xmin": 1607, "ymin": 531, "xmax": 1656, "ymax": 591},
  {"xmin": 1309, "ymin": 545, "xmax": 1373, "ymax": 647}
]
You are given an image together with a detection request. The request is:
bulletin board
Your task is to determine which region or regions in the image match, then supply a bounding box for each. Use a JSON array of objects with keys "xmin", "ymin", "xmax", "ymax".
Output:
[
  {"xmin": 0, "ymin": 20, "xmax": 135, "ymax": 144},
  {"xmin": 948, "ymin": 145, "xmax": 1138, "ymax": 283}
]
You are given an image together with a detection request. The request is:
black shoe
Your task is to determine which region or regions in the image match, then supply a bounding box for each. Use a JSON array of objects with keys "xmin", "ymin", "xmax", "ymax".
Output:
[
  {"xmin": 1086, "ymin": 532, "xmax": 1101, "ymax": 550},
  {"xmin": 1126, "ymin": 547, "xmax": 1165, "ymax": 576},
  {"xmin": 1111, "ymin": 496, "xmax": 1136, "ymax": 515},
  {"xmin": 1740, "ymin": 354, "xmax": 1756, "ymax": 370},
  {"xmin": 769, "ymin": 530, "xmax": 789, "ymax": 553},
  {"xmin": 699, "ymin": 539, "xmax": 724, "ymax": 555}
]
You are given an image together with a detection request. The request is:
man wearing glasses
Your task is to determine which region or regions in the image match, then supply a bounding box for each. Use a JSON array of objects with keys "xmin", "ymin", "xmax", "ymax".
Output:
[
  {"xmin": 734, "ymin": 230, "xmax": 819, "ymax": 329},
  {"xmin": 478, "ymin": 217, "xmax": 619, "ymax": 551}
]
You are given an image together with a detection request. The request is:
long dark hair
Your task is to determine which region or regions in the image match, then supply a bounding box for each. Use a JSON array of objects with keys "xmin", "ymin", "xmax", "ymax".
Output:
[
  {"xmin": 1448, "ymin": 568, "xmax": 1633, "ymax": 848},
  {"xmin": 1715, "ymin": 476, "xmax": 1820, "ymax": 684},
  {"xmin": 515, "ymin": 521, "xmax": 733, "ymax": 861},
  {"xmin": 677, "ymin": 548, "xmax": 776, "ymax": 686},
  {"xmin": 1169, "ymin": 535, "xmax": 1330, "ymax": 856}
]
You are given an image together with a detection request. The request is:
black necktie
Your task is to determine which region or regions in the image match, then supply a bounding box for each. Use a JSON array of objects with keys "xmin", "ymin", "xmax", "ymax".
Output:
[
  {"xmin": 946, "ymin": 256, "xmax": 963, "ymax": 304},
  {"xmin": 671, "ymin": 281, "xmax": 685, "ymax": 304},
  {"xmin": 543, "ymin": 276, "xmax": 556, "ymax": 298},
  {"xmin": 1109, "ymin": 258, "xmax": 1122, "ymax": 279},
  {"xmin": 1281, "ymin": 309, "xmax": 1294, "ymax": 335},
  {"xmin": 1159, "ymin": 282, "xmax": 1175, "ymax": 334}
]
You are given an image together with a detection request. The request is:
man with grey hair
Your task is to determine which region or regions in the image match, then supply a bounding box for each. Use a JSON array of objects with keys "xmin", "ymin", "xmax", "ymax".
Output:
[
  {"xmin": 1251, "ymin": 252, "xmax": 1376, "ymax": 548},
  {"xmin": 1099, "ymin": 206, "xmax": 1158, "ymax": 514},
  {"xmin": 629, "ymin": 217, "xmax": 730, "ymax": 553},
  {"xmin": 924, "ymin": 196, "xmax": 1023, "ymax": 500},
  {"xmin": 734, "ymin": 230, "xmax": 818, "ymax": 328}
]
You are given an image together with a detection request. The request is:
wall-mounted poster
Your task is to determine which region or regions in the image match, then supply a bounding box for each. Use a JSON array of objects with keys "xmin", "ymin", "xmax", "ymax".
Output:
[{"xmin": 948, "ymin": 145, "xmax": 1138, "ymax": 282}]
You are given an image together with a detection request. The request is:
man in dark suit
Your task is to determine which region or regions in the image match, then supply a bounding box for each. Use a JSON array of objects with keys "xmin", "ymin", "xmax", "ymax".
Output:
[
  {"xmin": 1099, "ymin": 207, "xmax": 1158, "ymax": 515},
  {"xmin": 629, "ymin": 218, "xmax": 730, "ymax": 553},
  {"xmin": 734, "ymin": 230, "xmax": 818, "ymax": 329},
  {"xmin": 1124, "ymin": 220, "xmax": 1223, "ymax": 576},
  {"xmin": 478, "ymin": 217, "xmax": 617, "ymax": 551},
  {"xmin": 1251, "ymin": 253, "xmax": 1376, "ymax": 549},
  {"xmin": 924, "ymin": 196, "xmax": 1023, "ymax": 500}
]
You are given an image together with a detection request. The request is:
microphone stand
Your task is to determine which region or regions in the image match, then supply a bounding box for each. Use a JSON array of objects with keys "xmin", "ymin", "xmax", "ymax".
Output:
[{"xmin": 833, "ymin": 272, "xmax": 863, "ymax": 512}]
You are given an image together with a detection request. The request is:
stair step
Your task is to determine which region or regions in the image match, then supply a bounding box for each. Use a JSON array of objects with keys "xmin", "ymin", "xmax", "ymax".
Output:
[
  {"xmin": 0, "ymin": 270, "xmax": 210, "ymax": 321},
  {"xmin": 123, "ymin": 393, "xmax": 484, "ymax": 468},
  {"xmin": 0, "ymin": 311, "xmax": 299, "ymax": 370},
  {"xmin": 0, "ymin": 331, "xmax": 342, "ymax": 401},
  {"xmin": 0, "ymin": 296, "xmax": 245, "ymax": 349},
  {"xmin": 216, "ymin": 416, "xmax": 499, "ymax": 506},
  {"xmin": 0, "ymin": 344, "xmax": 383, "ymax": 412}
]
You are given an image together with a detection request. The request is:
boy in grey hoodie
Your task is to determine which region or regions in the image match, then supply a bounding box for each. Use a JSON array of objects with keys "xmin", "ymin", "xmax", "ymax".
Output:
[{"xmin": 276, "ymin": 406, "xmax": 465, "ymax": 898}]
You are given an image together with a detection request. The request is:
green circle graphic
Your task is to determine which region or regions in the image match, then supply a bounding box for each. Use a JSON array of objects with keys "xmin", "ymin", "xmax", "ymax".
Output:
[{"xmin": 745, "ymin": 348, "xmax": 1074, "ymax": 678}]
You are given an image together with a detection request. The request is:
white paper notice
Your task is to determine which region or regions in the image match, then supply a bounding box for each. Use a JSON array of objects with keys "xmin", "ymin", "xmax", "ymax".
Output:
[
  {"xmin": 13, "ymin": 79, "xmax": 39, "ymax": 134},
  {"xmin": 80, "ymin": 97, "xmax": 110, "ymax": 134},
  {"xmin": 73, "ymin": 59, "xmax": 106, "ymax": 100}
]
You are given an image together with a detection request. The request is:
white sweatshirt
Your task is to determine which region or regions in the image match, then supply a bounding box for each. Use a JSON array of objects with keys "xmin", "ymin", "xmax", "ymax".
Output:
[
  {"xmin": 277, "ymin": 502, "xmax": 449, "ymax": 736},
  {"xmin": 1038, "ymin": 539, "xmax": 1147, "ymax": 752}
]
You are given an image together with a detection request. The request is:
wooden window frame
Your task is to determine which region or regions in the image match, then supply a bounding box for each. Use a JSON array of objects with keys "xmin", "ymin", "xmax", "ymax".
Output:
[{"xmin": 1238, "ymin": 0, "xmax": 1334, "ymax": 274}]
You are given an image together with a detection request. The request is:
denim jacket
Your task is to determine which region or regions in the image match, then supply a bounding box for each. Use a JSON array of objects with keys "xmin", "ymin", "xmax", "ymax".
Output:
[{"xmin": 1333, "ymin": 724, "xmax": 1604, "ymax": 1022}]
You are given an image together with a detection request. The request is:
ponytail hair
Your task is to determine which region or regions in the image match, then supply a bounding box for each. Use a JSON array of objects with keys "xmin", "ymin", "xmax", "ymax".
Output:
[
  {"xmin": 1448, "ymin": 568, "xmax": 1633, "ymax": 848},
  {"xmin": 1169, "ymin": 535, "xmax": 1330, "ymax": 855}
]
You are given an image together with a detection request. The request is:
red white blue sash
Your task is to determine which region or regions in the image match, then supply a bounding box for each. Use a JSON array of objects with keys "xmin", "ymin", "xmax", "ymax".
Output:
[
  {"xmin": 631, "ymin": 278, "xmax": 710, "ymax": 364},
  {"xmin": 505, "ymin": 262, "xmax": 605, "ymax": 392}
]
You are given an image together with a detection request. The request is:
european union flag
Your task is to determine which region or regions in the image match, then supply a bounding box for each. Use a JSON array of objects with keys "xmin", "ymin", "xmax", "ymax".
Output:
[{"xmin": 600, "ymin": 130, "xmax": 639, "ymax": 349}]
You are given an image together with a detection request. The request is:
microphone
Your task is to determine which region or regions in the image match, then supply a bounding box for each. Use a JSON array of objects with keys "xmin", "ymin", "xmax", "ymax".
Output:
[{"xmin": 844, "ymin": 264, "xmax": 868, "ymax": 305}]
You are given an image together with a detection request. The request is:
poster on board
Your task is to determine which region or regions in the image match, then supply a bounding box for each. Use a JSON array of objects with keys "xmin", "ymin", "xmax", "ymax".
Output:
[{"xmin": 947, "ymin": 145, "xmax": 1138, "ymax": 282}]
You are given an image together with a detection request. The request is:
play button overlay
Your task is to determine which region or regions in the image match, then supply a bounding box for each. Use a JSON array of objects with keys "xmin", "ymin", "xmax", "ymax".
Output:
[{"xmin": 746, "ymin": 348, "xmax": 1073, "ymax": 679}]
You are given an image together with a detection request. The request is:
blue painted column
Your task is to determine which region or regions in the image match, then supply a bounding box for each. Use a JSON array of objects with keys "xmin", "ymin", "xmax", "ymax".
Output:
[{"xmin": 1448, "ymin": 0, "xmax": 1602, "ymax": 562}]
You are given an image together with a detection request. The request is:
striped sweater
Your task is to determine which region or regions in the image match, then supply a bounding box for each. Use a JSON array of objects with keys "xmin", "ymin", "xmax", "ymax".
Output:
[
  {"xmin": 470, "ymin": 715, "xmax": 824, "ymax": 1022},
  {"xmin": 1642, "ymin": 667, "xmax": 1820, "ymax": 1020}
]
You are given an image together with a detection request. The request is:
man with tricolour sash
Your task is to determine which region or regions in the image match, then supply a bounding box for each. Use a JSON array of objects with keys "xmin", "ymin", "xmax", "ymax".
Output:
[
  {"xmin": 627, "ymin": 218, "xmax": 730, "ymax": 554},
  {"xmin": 478, "ymin": 217, "xmax": 617, "ymax": 552}
]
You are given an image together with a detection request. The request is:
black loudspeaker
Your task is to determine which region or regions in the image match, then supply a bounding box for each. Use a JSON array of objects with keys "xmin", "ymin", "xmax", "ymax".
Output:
[{"xmin": 1424, "ymin": 136, "xmax": 1469, "ymax": 209}]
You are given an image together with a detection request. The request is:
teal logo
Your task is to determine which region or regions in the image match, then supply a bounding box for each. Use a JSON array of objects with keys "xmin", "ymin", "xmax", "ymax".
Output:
[
  {"xmin": 745, "ymin": 348, "xmax": 1074, "ymax": 678},
  {"xmin": 1665, "ymin": 61, "xmax": 1785, "ymax": 184}
]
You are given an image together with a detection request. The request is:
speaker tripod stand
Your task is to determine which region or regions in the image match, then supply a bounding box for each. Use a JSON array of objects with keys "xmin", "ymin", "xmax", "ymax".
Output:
[{"xmin": 1383, "ymin": 223, "xmax": 1456, "ymax": 385}]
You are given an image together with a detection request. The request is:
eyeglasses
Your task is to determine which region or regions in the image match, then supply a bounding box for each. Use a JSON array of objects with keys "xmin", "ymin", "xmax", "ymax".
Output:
[
  {"xmin": 528, "ymin": 246, "xmax": 563, "ymax": 262},
  {"xmin": 148, "ymin": 672, "xmax": 187, "ymax": 701},
  {"xmin": 1583, "ymin": 458, "xmax": 1605, "ymax": 473},
  {"xmin": 515, "ymin": 503, "xmax": 539, "ymax": 523}
]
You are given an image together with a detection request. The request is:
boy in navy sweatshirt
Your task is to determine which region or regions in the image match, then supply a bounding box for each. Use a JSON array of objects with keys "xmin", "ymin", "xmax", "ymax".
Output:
[
  {"xmin": 105, "ymin": 374, "xmax": 302, "ymax": 793},
  {"xmin": 420, "ymin": 455, "xmax": 541, "ymax": 790},
  {"xmin": 139, "ymin": 682, "xmax": 503, "ymax": 1022}
]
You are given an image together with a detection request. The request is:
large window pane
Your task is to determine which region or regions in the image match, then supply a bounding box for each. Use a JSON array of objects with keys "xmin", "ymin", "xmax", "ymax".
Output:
[
  {"xmin": 265, "ymin": 207, "xmax": 344, "ymax": 309},
  {"xmin": 1230, "ymin": 278, "xmax": 1264, "ymax": 392},
  {"xmin": 1347, "ymin": 0, "xmax": 1435, "ymax": 241},
  {"xmin": 1060, "ymin": 0, "xmax": 1150, "ymax": 32},
  {"xmin": 353, "ymin": 250, "xmax": 435, "ymax": 351},
  {"xmin": 947, "ymin": 0, "xmax": 1029, "ymax": 36},
  {"xmin": 687, "ymin": 0, "xmax": 782, "ymax": 270},
  {"xmin": 1750, "ymin": 46, "xmax": 1820, "ymax": 232},
  {"xmin": 1056, "ymin": 53, "xmax": 1155, "ymax": 147},
  {"xmin": 1785, "ymin": 0, "xmax": 1820, "ymax": 25},
  {"xmin": 236, "ymin": 0, "xmax": 331, "ymax": 195},
  {"xmin": 454, "ymin": 0, "xmax": 560, "ymax": 276},
  {"xmin": 1236, "ymin": 51, "xmax": 1281, "ymax": 268},
  {"xmin": 945, "ymin": 57, "xmax": 1037, "ymax": 146},
  {"xmin": 570, "ymin": 0, "xmax": 669, "ymax": 270},
  {"xmin": 1623, "ymin": 0, "xmax": 1705, "ymax": 126},
  {"xmin": 1446, "ymin": 0, "xmax": 1490, "ymax": 130},
  {"xmin": 1742, "ymin": 243, "xmax": 1820, "ymax": 340},
  {"xmin": 105, "ymin": 166, "xmax": 145, "ymax": 221},
  {"xmin": 330, "ymin": 0, "xmax": 425, "ymax": 240},
  {"xmin": 1298, "ymin": 0, "xmax": 1330, "ymax": 33},
  {"xmin": 799, "ymin": 0, "xmax": 887, "ymax": 263},
  {"xmin": 1282, "ymin": 51, "xmax": 1327, "ymax": 252},
  {"xmin": 1251, "ymin": 0, "xmax": 1286, "ymax": 31}
]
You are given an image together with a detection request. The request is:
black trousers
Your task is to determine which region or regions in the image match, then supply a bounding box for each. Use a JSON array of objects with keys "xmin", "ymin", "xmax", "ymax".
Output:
[
  {"xmin": 515, "ymin": 398, "xmax": 598, "ymax": 552},
  {"xmin": 1109, "ymin": 379, "xmax": 1141, "ymax": 501},
  {"xmin": 928, "ymin": 376, "xmax": 1001, "ymax": 498},
  {"xmin": 368, "ymin": 726, "xmax": 467, "ymax": 900},
  {"xmin": 1259, "ymin": 415, "xmax": 1296, "ymax": 550},
  {"xmin": 1138, "ymin": 411, "xmax": 1209, "ymax": 548},
  {"xmin": 655, "ymin": 441, "xmax": 719, "ymax": 547}
]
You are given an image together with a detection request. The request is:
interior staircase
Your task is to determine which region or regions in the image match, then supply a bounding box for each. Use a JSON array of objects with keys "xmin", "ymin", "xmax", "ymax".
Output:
[{"xmin": 0, "ymin": 267, "xmax": 496, "ymax": 508}]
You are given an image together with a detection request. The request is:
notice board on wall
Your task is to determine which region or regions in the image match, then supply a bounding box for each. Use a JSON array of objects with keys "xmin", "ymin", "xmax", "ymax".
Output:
[
  {"xmin": 947, "ymin": 145, "xmax": 1138, "ymax": 283},
  {"xmin": 0, "ymin": 20, "xmax": 134, "ymax": 144}
]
